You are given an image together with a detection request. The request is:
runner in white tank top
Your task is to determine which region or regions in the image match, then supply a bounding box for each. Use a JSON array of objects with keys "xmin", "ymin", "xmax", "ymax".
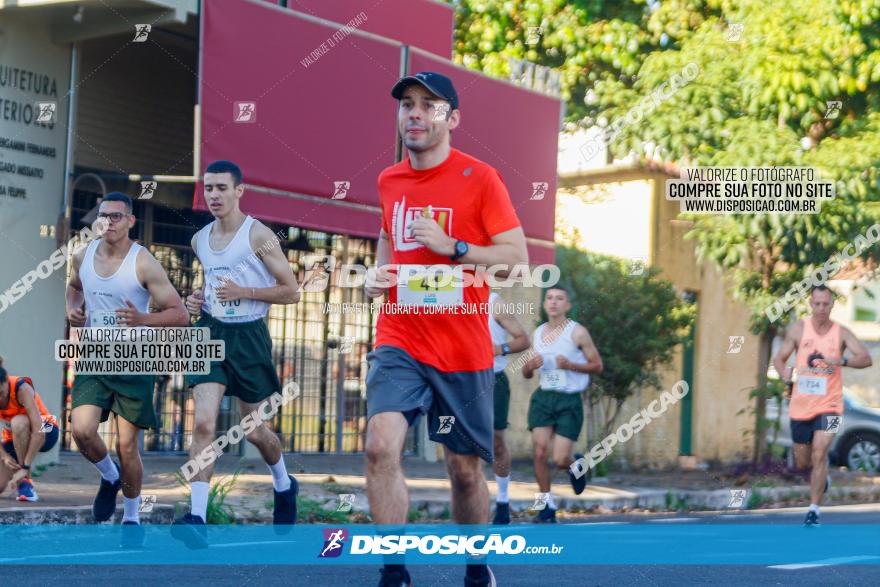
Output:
[
  {"xmin": 522, "ymin": 286, "xmax": 603, "ymax": 523},
  {"xmin": 65, "ymin": 192, "xmax": 188, "ymax": 535},
  {"xmin": 486, "ymin": 292, "xmax": 530, "ymax": 525},
  {"xmin": 175, "ymin": 160, "xmax": 302, "ymax": 544}
]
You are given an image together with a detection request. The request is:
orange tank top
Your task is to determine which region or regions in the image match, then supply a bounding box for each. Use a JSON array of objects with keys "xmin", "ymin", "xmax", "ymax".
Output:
[
  {"xmin": 790, "ymin": 320, "xmax": 844, "ymax": 420},
  {"xmin": 0, "ymin": 376, "xmax": 58, "ymax": 442}
]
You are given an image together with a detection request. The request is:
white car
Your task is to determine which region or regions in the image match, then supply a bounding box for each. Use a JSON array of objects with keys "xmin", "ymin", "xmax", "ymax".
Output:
[{"xmin": 766, "ymin": 389, "xmax": 880, "ymax": 473}]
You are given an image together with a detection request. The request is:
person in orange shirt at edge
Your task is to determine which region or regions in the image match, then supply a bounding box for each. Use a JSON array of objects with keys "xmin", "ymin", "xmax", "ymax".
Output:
[
  {"xmin": 364, "ymin": 71, "xmax": 528, "ymax": 587},
  {"xmin": 772, "ymin": 285, "xmax": 873, "ymax": 526},
  {"xmin": 0, "ymin": 357, "xmax": 60, "ymax": 502}
]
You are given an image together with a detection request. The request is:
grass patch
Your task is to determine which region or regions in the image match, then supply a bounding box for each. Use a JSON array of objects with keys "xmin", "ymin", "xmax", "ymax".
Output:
[
  {"xmin": 175, "ymin": 469, "xmax": 241, "ymax": 524},
  {"xmin": 746, "ymin": 490, "xmax": 765, "ymax": 510}
]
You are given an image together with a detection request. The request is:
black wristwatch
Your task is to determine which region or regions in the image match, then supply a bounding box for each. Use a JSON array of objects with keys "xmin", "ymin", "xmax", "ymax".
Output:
[
  {"xmin": 450, "ymin": 240, "xmax": 469, "ymax": 261},
  {"xmin": 21, "ymin": 464, "xmax": 30, "ymax": 471},
  {"xmin": 501, "ymin": 343, "xmax": 511, "ymax": 356}
]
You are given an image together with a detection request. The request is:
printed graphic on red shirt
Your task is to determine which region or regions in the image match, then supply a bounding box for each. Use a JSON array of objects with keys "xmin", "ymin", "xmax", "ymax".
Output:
[
  {"xmin": 392, "ymin": 197, "xmax": 453, "ymax": 252},
  {"xmin": 376, "ymin": 148, "xmax": 522, "ymax": 372}
]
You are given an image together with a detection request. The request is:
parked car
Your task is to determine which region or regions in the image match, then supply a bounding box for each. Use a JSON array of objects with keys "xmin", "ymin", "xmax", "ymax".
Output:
[{"xmin": 766, "ymin": 388, "xmax": 880, "ymax": 473}]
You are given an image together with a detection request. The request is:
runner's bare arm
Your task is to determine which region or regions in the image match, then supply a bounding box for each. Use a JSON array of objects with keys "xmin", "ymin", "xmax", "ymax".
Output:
[
  {"xmin": 118, "ymin": 251, "xmax": 189, "ymax": 327},
  {"xmin": 410, "ymin": 219, "xmax": 528, "ymax": 277},
  {"xmin": 366, "ymin": 229, "xmax": 394, "ymax": 298},
  {"xmin": 493, "ymin": 302, "xmax": 530, "ymax": 355},
  {"xmin": 65, "ymin": 249, "xmax": 86, "ymax": 327},
  {"xmin": 558, "ymin": 324, "xmax": 603, "ymax": 374},
  {"xmin": 14, "ymin": 382, "xmax": 45, "ymax": 468},
  {"xmin": 522, "ymin": 334, "xmax": 543, "ymax": 379},
  {"xmin": 840, "ymin": 326, "xmax": 873, "ymax": 368},
  {"xmin": 772, "ymin": 321, "xmax": 802, "ymax": 382},
  {"xmin": 184, "ymin": 234, "xmax": 204, "ymax": 316},
  {"xmin": 249, "ymin": 222, "xmax": 301, "ymax": 304}
]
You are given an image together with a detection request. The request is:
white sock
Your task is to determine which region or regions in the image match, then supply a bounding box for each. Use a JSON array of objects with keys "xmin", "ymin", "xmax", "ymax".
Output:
[
  {"xmin": 95, "ymin": 455, "xmax": 119, "ymax": 482},
  {"xmin": 268, "ymin": 457, "xmax": 291, "ymax": 492},
  {"xmin": 191, "ymin": 481, "xmax": 210, "ymax": 521},
  {"xmin": 495, "ymin": 475, "xmax": 510, "ymax": 503},
  {"xmin": 545, "ymin": 493, "xmax": 557, "ymax": 509},
  {"xmin": 123, "ymin": 496, "xmax": 140, "ymax": 523},
  {"xmin": 809, "ymin": 503, "xmax": 819, "ymax": 514}
]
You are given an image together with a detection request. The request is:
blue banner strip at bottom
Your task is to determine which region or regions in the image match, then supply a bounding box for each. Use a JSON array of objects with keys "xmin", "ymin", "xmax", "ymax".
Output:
[{"xmin": 0, "ymin": 524, "xmax": 878, "ymax": 565}]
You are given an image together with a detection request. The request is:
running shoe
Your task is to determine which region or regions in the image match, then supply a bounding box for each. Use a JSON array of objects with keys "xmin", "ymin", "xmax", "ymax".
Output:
[
  {"xmin": 464, "ymin": 566, "xmax": 496, "ymax": 587},
  {"xmin": 492, "ymin": 502, "xmax": 510, "ymax": 525},
  {"xmin": 378, "ymin": 566, "xmax": 412, "ymax": 586},
  {"xmin": 569, "ymin": 453, "xmax": 588, "ymax": 495},
  {"xmin": 804, "ymin": 510, "xmax": 820, "ymax": 526},
  {"xmin": 533, "ymin": 506, "xmax": 557, "ymax": 524},
  {"xmin": 16, "ymin": 478, "xmax": 38, "ymax": 502},
  {"xmin": 273, "ymin": 474, "xmax": 299, "ymax": 531},
  {"xmin": 171, "ymin": 513, "xmax": 209, "ymax": 549},
  {"xmin": 120, "ymin": 521, "xmax": 146, "ymax": 549},
  {"xmin": 93, "ymin": 462, "xmax": 122, "ymax": 521}
]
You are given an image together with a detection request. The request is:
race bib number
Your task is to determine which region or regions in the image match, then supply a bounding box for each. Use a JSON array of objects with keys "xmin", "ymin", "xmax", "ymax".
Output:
[
  {"xmin": 798, "ymin": 376, "xmax": 828, "ymax": 396},
  {"xmin": 210, "ymin": 296, "xmax": 252, "ymax": 318},
  {"xmin": 540, "ymin": 370, "xmax": 567, "ymax": 391},
  {"xmin": 396, "ymin": 265, "xmax": 463, "ymax": 307},
  {"xmin": 90, "ymin": 310, "xmax": 120, "ymax": 328}
]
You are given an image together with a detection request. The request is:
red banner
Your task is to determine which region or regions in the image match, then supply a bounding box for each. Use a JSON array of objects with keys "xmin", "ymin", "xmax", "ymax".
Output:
[{"xmin": 291, "ymin": 0, "xmax": 454, "ymax": 58}]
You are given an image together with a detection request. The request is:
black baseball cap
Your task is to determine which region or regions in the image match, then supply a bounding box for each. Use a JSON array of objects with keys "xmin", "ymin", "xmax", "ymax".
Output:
[{"xmin": 391, "ymin": 71, "xmax": 459, "ymax": 110}]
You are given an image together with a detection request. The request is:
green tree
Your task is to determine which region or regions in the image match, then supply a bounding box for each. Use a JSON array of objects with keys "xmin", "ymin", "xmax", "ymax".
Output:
[
  {"xmin": 554, "ymin": 245, "xmax": 695, "ymax": 444},
  {"xmin": 604, "ymin": 0, "xmax": 880, "ymax": 460}
]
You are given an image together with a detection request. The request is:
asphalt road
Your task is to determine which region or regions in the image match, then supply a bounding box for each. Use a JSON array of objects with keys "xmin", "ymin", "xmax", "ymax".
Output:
[{"xmin": 3, "ymin": 504, "xmax": 880, "ymax": 586}]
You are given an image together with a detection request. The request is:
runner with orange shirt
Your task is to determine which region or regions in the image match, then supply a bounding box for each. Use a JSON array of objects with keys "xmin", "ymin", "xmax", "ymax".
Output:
[
  {"xmin": 364, "ymin": 71, "xmax": 528, "ymax": 587},
  {"xmin": 0, "ymin": 357, "xmax": 60, "ymax": 502},
  {"xmin": 772, "ymin": 285, "xmax": 873, "ymax": 526}
]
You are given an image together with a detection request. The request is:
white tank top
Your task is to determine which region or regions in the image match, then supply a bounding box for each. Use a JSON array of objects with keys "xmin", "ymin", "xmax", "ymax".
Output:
[
  {"xmin": 195, "ymin": 216, "xmax": 276, "ymax": 323},
  {"xmin": 532, "ymin": 320, "xmax": 590, "ymax": 393},
  {"xmin": 488, "ymin": 293, "xmax": 508, "ymax": 373},
  {"xmin": 80, "ymin": 240, "xmax": 150, "ymax": 328}
]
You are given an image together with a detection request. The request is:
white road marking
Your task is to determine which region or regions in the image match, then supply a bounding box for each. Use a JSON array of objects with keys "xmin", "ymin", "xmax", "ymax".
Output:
[
  {"xmin": 647, "ymin": 517, "xmax": 699, "ymax": 523},
  {"xmin": 769, "ymin": 555, "xmax": 880, "ymax": 570}
]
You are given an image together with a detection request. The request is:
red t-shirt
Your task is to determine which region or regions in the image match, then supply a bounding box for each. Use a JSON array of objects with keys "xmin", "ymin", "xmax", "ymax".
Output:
[{"xmin": 376, "ymin": 148, "xmax": 521, "ymax": 372}]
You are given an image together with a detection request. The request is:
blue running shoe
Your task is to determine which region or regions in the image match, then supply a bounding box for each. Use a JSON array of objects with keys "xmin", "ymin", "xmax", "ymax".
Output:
[
  {"xmin": 16, "ymin": 478, "xmax": 38, "ymax": 502},
  {"xmin": 273, "ymin": 475, "xmax": 299, "ymax": 532},
  {"xmin": 492, "ymin": 502, "xmax": 510, "ymax": 525},
  {"xmin": 804, "ymin": 510, "xmax": 820, "ymax": 526},
  {"xmin": 569, "ymin": 453, "xmax": 588, "ymax": 495},
  {"xmin": 171, "ymin": 513, "xmax": 208, "ymax": 549},
  {"xmin": 120, "ymin": 521, "xmax": 146, "ymax": 549},
  {"xmin": 93, "ymin": 462, "xmax": 122, "ymax": 521}
]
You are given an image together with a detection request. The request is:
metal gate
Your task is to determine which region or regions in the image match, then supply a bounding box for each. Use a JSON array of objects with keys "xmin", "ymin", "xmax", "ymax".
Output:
[{"xmin": 61, "ymin": 184, "xmax": 418, "ymax": 455}]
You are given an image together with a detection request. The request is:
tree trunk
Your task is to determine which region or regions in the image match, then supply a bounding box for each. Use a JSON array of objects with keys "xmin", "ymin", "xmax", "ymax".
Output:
[{"xmin": 752, "ymin": 329, "xmax": 775, "ymax": 463}]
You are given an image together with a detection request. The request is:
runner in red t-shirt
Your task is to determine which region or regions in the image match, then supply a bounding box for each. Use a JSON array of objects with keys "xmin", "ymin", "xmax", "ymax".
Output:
[{"xmin": 365, "ymin": 72, "xmax": 528, "ymax": 587}]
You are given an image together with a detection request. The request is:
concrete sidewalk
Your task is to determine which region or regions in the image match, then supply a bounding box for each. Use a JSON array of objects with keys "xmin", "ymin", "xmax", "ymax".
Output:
[{"xmin": 2, "ymin": 453, "xmax": 879, "ymax": 524}]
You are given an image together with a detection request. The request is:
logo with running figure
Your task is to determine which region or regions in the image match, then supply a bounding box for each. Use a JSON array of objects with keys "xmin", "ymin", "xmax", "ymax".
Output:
[
  {"xmin": 824, "ymin": 415, "xmax": 843, "ymax": 434},
  {"xmin": 38, "ymin": 417, "xmax": 56, "ymax": 433},
  {"xmin": 234, "ymin": 102, "xmax": 256, "ymax": 123},
  {"xmin": 319, "ymin": 528, "xmax": 348, "ymax": 558},
  {"xmin": 139, "ymin": 181, "xmax": 157, "ymax": 200},
  {"xmin": 727, "ymin": 489, "xmax": 748, "ymax": 508},
  {"xmin": 332, "ymin": 181, "xmax": 350, "ymax": 200},
  {"xmin": 436, "ymin": 416, "xmax": 455, "ymax": 434},
  {"xmin": 432, "ymin": 103, "xmax": 450, "ymax": 122},
  {"xmin": 336, "ymin": 494, "xmax": 356, "ymax": 512},
  {"xmin": 139, "ymin": 494, "xmax": 157, "ymax": 513},
  {"xmin": 35, "ymin": 102, "xmax": 57, "ymax": 124},
  {"xmin": 530, "ymin": 492, "xmax": 550, "ymax": 511},
  {"xmin": 530, "ymin": 182, "xmax": 549, "ymax": 201},
  {"xmin": 133, "ymin": 24, "xmax": 151, "ymax": 42},
  {"xmin": 727, "ymin": 336, "xmax": 745, "ymax": 354}
]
